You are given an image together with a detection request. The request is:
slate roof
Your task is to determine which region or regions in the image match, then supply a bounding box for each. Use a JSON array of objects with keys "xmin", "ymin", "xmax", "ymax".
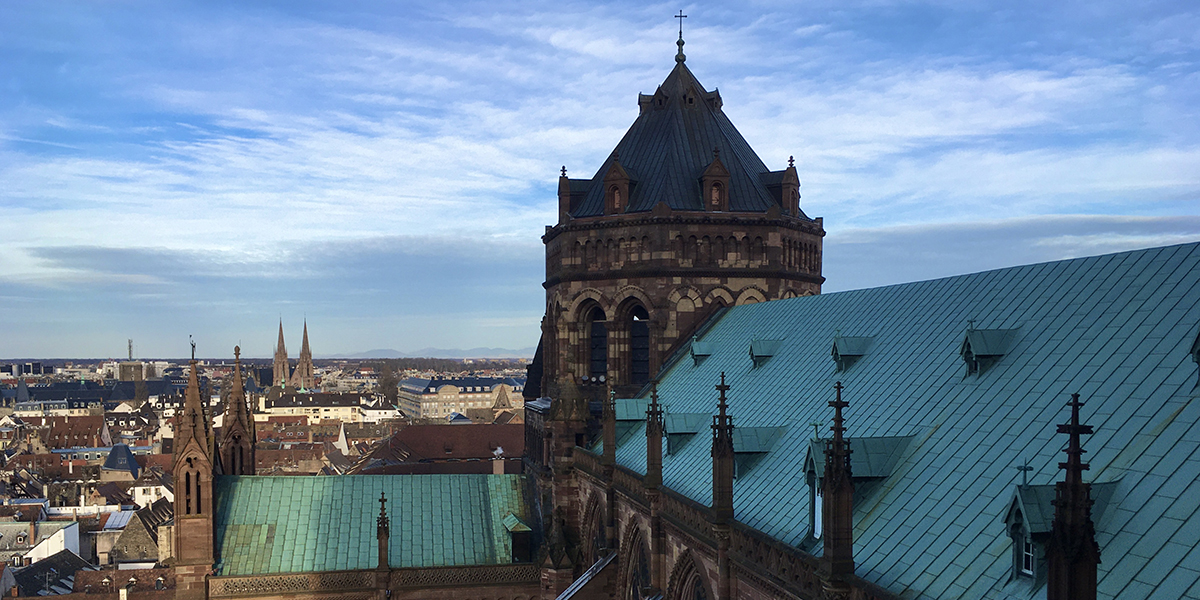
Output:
[
  {"xmin": 569, "ymin": 57, "xmax": 800, "ymax": 217},
  {"xmin": 103, "ymin": 444, "xmax": 140, "ymax": 478},
  {"xmin": 213, "ymin": 474, "xmax": 530, "ymax": 575},
  {"xmin": 400, "ymin": 376, "xmax": 526, "ymax": 395},
  {"xmin": 609, "ymin": 242, "xmax": 1200, "ymax": 600},
  {"xmin": 12, "ymin": 549, "xmax": 94, "ymax": 596}
]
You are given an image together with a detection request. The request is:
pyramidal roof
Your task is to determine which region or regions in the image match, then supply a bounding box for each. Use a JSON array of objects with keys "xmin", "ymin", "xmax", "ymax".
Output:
[{"xmin": 571, "ymin": 43, "xmax": 797, "ymax": 217}]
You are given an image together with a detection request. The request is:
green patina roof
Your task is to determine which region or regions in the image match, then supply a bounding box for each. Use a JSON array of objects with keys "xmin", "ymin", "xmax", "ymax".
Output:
[
  {"xmin": 213, "ymin": 474, "xmax": 529, "ymax": 576},
  {"xmin": 611, "ymin": 242, "xmax": 1200, "ymax": 600}
]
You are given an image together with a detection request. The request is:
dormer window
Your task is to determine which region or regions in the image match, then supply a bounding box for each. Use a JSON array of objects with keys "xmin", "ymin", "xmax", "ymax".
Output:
[
  {"xmin": 960, "ymin": 325, "xmax": 1018, "ymax": 377},
  {"xmin": 749, "ymin": 339, "xmax": 782, "ymax": 367},
  {"xmin": 831, "ymin": 334, "xmax": 872, "ymax": 372},
  {"xmin": 1191, "ymin": 327, "xmax": 1200, "ymax": 389}
]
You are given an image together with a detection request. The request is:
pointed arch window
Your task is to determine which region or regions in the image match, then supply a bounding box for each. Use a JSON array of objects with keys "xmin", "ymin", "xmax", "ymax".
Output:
[
  {"xmin": 588, "ymin": 307, "xmax": 608, "ymax": 383},
  {"xmin": 630, "ymin": 306, "xmax": 650, "ymax": 386}
]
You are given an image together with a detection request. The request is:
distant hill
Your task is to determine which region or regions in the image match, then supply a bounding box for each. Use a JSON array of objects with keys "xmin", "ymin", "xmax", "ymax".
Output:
[{"xmin": 324, "ymin": 347, "xmax": 536, "ymax": 360}]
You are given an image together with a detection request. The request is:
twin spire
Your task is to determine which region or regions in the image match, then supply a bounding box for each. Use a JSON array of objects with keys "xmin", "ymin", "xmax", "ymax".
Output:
[{"xmin": 274, "ymin": 319, "xmax": 315, "ymax": 390}]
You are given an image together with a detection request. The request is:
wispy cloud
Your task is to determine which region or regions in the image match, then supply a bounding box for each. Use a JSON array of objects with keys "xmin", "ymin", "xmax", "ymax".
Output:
[{"xmin": 1, "ymin": 0, "xmax": 1197, "ymax": 356}]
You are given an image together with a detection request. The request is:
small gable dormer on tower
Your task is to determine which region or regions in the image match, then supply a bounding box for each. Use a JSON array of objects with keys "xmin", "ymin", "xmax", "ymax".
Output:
[
  {"xmin": 701, "ymin": 148, "xmax": 731, "ymax": 212},
  {"xmin": 603, "ymin": 156, "xmax": 633, "ymax": 216}
]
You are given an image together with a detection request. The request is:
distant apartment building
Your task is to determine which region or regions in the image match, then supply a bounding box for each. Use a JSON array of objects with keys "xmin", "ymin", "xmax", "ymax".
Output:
[
  {"xmin": 260, "ymin": 391, "xmax": 378, "ymax": 423},
  {"xmin": 14, "ymin": 398, "xmax": 104, "ymax": 418},
  {"xmin": 397, "ymin": 376, "xmax": 525, "ymax": 419}
]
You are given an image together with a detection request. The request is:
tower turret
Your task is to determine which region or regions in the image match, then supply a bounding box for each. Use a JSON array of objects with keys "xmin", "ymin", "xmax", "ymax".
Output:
[
  {"xmin": 173, "ymin": 360, "xmax": 214, "ymax": 600},
  {"xmin": 219, "ymin": 346, "xmax": 256, "ymax": 475}
]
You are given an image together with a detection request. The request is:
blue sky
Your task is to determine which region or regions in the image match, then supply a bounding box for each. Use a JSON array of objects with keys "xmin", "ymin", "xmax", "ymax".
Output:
[{"xmin": 2, "ymin": 1, "xmax": 1198, "ymax": 359}]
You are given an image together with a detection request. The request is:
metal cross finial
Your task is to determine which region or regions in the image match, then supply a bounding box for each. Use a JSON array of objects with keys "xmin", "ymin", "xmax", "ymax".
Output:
[
  {"xmin": 1015, "ymin": 457, "xmax": 1033, "ymax": 486},
  {"xmin": 788, "ymin": 155, "xmax": 795, "ymax": 168},
  {"xmin": 190, "ymin": 335, "xmax": 196, "ymax": 361},
  {"xmin": 561, "ymin": 165, "xmax": 567, "ymax": 177},
  {"xmin": 675, "ymin": 10, "xmax": 687, "ymax": 39},
  {"xmin": 810, "ymin": 420, "xmax": 823, "ymax": 439}
]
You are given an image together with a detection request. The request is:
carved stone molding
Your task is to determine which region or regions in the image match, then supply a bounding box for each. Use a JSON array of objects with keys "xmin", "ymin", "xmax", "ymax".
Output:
[
  {"xmin": 209, "ymin": 571, "xmax": 374, "ymax": 597},
  {"xmin": 391, "ymin": 564, "xmax": 540, "ymax": 589}
]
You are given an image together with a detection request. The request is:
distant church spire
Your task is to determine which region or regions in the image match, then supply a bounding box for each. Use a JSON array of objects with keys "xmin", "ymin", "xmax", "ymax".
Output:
[
  {"xmin": 288, "ymin": 319, "xmax": 316, "ymax": 390},
  {"xmin": 273, "ymin": 319, "xmax": 289, "ymax": 387}
]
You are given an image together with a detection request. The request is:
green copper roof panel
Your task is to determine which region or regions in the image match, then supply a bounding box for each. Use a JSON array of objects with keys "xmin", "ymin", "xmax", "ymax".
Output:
[
  {"xmin": 615, "ymin": 398, "xmax": 649, "ymax": 421},
  {"xmin": 609, "ymin": 242, "xmax": 1200, "ymax": 600},
  {"xmin": 213, "ymin": 474, "xmax": 529, "ymax": 575}
]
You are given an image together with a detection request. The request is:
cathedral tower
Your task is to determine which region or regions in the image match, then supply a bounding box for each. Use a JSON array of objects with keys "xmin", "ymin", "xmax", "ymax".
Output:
[
  {"xmin": 273, "ymin": 320, "xmax": 289, "ymax": 387},
  {"xmin": 173, "ymin": 361, "xmax": 214, "ymax": 600},
  {"xmin": 538, "ymin": 34, "xmax": 825, "ymax": 401},
  {"xmin": 219, "ymin": 346, "xmax": 256, "ymax": 475}
]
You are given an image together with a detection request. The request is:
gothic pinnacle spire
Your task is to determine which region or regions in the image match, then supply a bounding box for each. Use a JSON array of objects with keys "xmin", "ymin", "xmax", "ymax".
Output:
[{"xmin": 1047, "ymin": 393, "xmax": 1100, "ymax": 600}]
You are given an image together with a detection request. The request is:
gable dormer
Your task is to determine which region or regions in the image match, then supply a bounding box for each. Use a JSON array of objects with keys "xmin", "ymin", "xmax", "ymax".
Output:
[
  {"xmin": 803, "ymin": 435, "xmax": 914, "ymax": 540},
  {"xmin": 638, "ymin": 86, "xmax": 671, "ymax": 115},
  {"xmin": 960, "ymin": 324, "xmax": 1018, "ymax": 376},
  {"xmin": 701, "ymin": 148, "xmax": 731, "ymax": 212},
  {"xmin": 832, "ymin": 334, "xmax": 872, "ymax": 372},
  {"xmin": 1003, "ymin": 480, "xmax": 1117, "ymax": 582},
  {"xmin": 1191, "ymin": 326, "xmax": 1200, "ymax": 389},
  {"xmin": 603, "ymin": 157, "xmax": 633, "ymax": 216}
]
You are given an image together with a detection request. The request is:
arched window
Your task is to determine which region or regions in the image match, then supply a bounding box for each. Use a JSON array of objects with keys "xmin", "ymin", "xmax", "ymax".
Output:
[
  {"xmin": 626, "ymin": 535, "xmax": 651, "ymax": 600},
  {"xmin": 630, "ymin": 306, "xmax": 650, "ymax": 386},
  {"xmin": 588, "ymin": 307, "xmax": 608, "ymax": 382},
  {"xmin": 611, "ymin": 186, "xmax": 622, "ymax": 212},
  {"xmin": 710, "ymin": 182, "xmax": 722, "ymax": 209}
]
